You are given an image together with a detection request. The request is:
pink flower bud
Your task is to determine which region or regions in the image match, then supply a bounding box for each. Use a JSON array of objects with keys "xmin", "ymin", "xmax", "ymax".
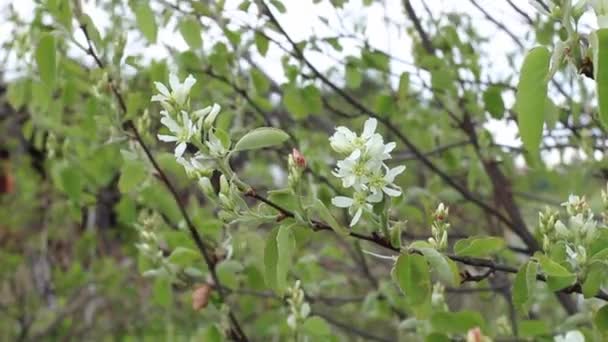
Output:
[{"xmin": 292, "ymin": 149, "xmax": 306, "ymax": 169}]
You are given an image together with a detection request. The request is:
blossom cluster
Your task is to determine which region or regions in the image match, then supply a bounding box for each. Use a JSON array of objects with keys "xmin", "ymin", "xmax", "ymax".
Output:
[
  {"xmin": 538, "ymin": 194, "xmax": 600, "ymax": 269},
  {"xmin": 329, "ymin": 118, "xmax": 405, "ymax": 226},
  {"xmin": 152, "ymin": 73, "xmax": 224, "ymax": 173},
  {"xmin": 285, "ymin": 280, "xmax": 310, "ymax": 330}
]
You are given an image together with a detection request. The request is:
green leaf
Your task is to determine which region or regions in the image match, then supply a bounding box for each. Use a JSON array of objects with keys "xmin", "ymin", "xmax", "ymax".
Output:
[
  {"xmin": 430, "ymin": 311, "xmax": 485, "ymax": 334},
  {"xmin": 595, "ymin": 304, "xmax": 608, "ymax": 335},
  {"xmin": 394, "ymin": 253, "xmax": 431, "ymax": 307},
  {"xmin": 264, "ymin": 225, "xmax": 295, "ymax": 295},
  {"xmin": 269, "ymin": 0, "xmax": 286, "ymax": 13},
  {"xmin": 519, "ymin": 320, "xmax": 550, "ymax": 337},
  {"xmin": 594, "ymin": 29, "xmax": 608, "ymax": 128},
  {"xmin": 251, "ymin": 68, "xmax": 270, "ymax": 94},
  {"xmin": 283, "ymin": 85, "xmax": 308, "ymax": 118},
  {"xmin": 276, "ymin": 225, "xmax": 295, "ymax": 295},
  {"xmin": 345, "ymin": 61, "xmax": 362, "ymax": 89},
  {"xmin": 313, "ymin": 199, "xmax": 350, "ymax": 236},
  {"xmin": 515, "ymin": 47, "xmax": 550, "ymax": 157},
  {"xmin": 582, "ymin": 262, "xmax": 606, "ymax": 298},
  {"xmin": 36, "ymin": 33, "xmax": 57, "ymax": 88},
  {"xmin": 264, "ymin": 227, "xmax": 279, "ymax": 292},
  {"xmin": 513, "ymin": 261, "xmax": 538, "ymax": 313},
  {"xmin": 454, "ymin": 236, "xmax": 505, "ymax": 257},
  {"xmin": 416, "ymin": 247, "xmax": 459, "ymax": 286},
  {"xmin": 254, "ymin": 31, "xmax": 269, "ymax": 56},
  {"xmin": 483, "ymin": 86, "xmax": 505, "ymax": 119},
  {"xmin": 134, "ymin": 2, "xmax": 157, "ymax": 43},
  {"xmin": 179, "ymin": 18, "xmax": 203, "ymax": 50},
  {"xmin": 152, "ymin": 276, "xmax": 172, "ymax": 308},
  {"xmin": 301, "ymin": 85, "xmax": 322, "ymax": 114},
  {"xmin": 301, "ymin": 316, "xmax": 331, "ymax": 336},
  {"xmin": 118, "ymin": 160, "xmax": 147, "ymax": 193},
  {"xmin": 167, "ymin": 247, "xmax": 200, "ymax": 268},
  {"xmin": 233, "ymin": 127, "xmax": 289, "ymax": 152},
  {"xmin": 216, "ymin": 260, "xmax": 243, "ymax": 288},
  {"xmin": 535, "ymin": 253, "xmax": 573, "ymax": 277}
]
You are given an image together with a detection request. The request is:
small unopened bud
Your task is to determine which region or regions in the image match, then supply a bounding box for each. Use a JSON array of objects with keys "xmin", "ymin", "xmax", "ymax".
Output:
[
  {"xmin": 192, "ymin": 283, "xmax": 212, "ymax": 311},
  {"xmin": 466, "ymin": 327, "xmax": 483, "ymax": 342},
  {"xmin": 198, "ymin": 177, "xmax": 215, "ymax": 197},
  {"xmin": 291, "ymin": 149, "xmax": 306, "ymax": 169},
  {"xmin": 203, "ymin": 103, "xmax": 221, "ymax": 130}
]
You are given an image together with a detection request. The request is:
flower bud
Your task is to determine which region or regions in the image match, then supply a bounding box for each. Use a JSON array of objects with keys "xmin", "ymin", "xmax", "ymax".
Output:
[
  {"xmin": 203, "ymin": 103, "xmax": 221, "ymax": 130},
  {"xmin": 291, "ymin": 149, "xmax": 306, "ymax": 169},
  {"xmin": 198, "ymin": 177, "xmax": 215, "ymax": 197}
]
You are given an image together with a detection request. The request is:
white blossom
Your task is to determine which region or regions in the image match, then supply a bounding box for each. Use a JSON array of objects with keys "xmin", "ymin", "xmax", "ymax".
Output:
[
  {"xmin": 554, "ymin": 330, "xmax": 585, "ymax": 342},
  {"xmin": 332, "ymin": 191, "xmax": 381, "ymax": 226},
  {"xmin": 151, "ymin": 73, "xmax": 196, "ymax": 109},
  {"xmin": 329, "ymin": 117, "xmax": 405, "ymax": 226},
  {"xmin": 591, "ymin": 0, "xmax": 608, "ymax": 28},
  {"xmin": 206, "ymin": 130, "xmax": 227, "ymax": 157},
  {"xmin": 157, "ymin": 111, "xmax": 196, "ymax": 158}
]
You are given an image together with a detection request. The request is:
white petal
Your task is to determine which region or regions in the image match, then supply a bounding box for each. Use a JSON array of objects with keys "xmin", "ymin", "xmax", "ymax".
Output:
[
  {"xmin": 157, "ymin": 134, "xmax": 178, "ymax": 142},
  {"xmin": 161, "ymin": 116, "xmax": 180, "ymax": 133},
  {"xmin": 362, "ymin": 118, "xmax": 377, "ymax": 138},
  {"xmin": 385, "ymin": 165, "xmax": 406, "ymax": 181},
  {"xmin": 367, "ymin": 191, "xmax": 383, "ymax": 203},
  {"xmin": 175, "ymin": 142, "xmax": 187, "ymax": 158},
  {"xmin": 154, "ymin": 82, "xmax": 170, "ymax": 97},
  {"xmin": 350, "ymin": 208, "xmax": 363, "ymax": 226},
  {"xmin": 169, "ymin": 73, "xmax": 180, "ymax": 92},
  {"xmin": 183, "ymin": 74, "xmax": 197, "ymax": 92},
  {"xmin": 383, "ymin": 142, "xmax": 396, "ymax": 154},
  {"xmin": 332, "ymin": 196, "xmax": 354, "ymax": 208},
  {"xmin": 383, "ymin": 186, "xmax": 402, "ymax": 197},
  {"xmin": 151, "ymin": 94, "xmax": 167, "ymax": 102}
]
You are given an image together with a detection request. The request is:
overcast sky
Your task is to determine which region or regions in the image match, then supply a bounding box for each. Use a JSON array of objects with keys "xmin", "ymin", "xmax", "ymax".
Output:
[{"xmin": 0, "ymin": 0, "xmax": 601, "ymax": 164}]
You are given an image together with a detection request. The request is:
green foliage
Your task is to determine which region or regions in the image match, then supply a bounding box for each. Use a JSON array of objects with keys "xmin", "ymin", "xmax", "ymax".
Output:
[
  {"xmin": 5, "ymin": 1, "xmax": 608, "ymax": 340},
  {"xmin": 233, "ymin": 127, "xmax": 289, "ymax": 152},
  {"xmin": 36, "ymin": 33, "xmax": 57, "ymax": 88},
  {"xmin": 515, "ymin": 47, "xmax": 550, "ymax": 158},
  {"xmin": 594, "ymin": 29, "xmax": 608, "ymax": 128},
  {"xmin": 453, "ymin": 236, "xmax": 505, "ymax": 257}
]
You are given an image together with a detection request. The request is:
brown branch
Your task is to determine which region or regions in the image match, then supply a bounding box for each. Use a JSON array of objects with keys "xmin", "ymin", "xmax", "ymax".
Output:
[{"xmin": 245, "ymin": 188, "xmax": 608, "ymax": 302}]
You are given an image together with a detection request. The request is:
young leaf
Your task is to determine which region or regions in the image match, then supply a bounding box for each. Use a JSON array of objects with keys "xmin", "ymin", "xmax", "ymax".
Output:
[
  {"xmin": 596, "ymin": 304, "xmax": 608, "ymax": 335},
  {"xmin": 593, "ymin": 29, "xmax": 608, "ymax": 128},
  {"xmin": 513, "ymin": 261, "xmax": 538, "ymax": 313},
  {"xmin": 454, "ymin": 236, "xmax": 505, "ymax": 257},
  {"xmin": 167, "ymin": 247, "xmax": 200, "ymax": 267},
  {"xmin": 394, "ymin": 253, "xmax": 431, "ymax": 307},
  {"xmin": 264, "ymin": 227, "xmax": 280, "ymax": 292},
  {"xmin": 283, "ymin": 85, "xmax": 308, "ymax": 118},
  {"xmin": 416, "ymin": 247, "xmax": 459, "ymax": 286},
  {"xmin": 483, "ymin": 86, "xmax": 505, "ymax": 119},
  {"xmin": 275, "ymin": 224, "xmax": 295, "ymax": 295},
  {"xmin": 582, "ymin": 262, "xmax": 606, "ymax": 298},
  {"xmin": 264, "ymin": 225, "xmax": 295, "ymax": 295},
  {"xmin": 313, "ymin": 199, "xmax": 350, "ymax": 236},
  {"xmin": 134, "ymin": 2, "xmax": 157, "ymax": 43},
  {"xmin": 515, "ymin": 47, "xmax": 551, "ymax": 157},
  {"xmin": 254, "ymin": 31, "xmax": 269, "ymax": 56},
  {"xmin": 36, "ymin": 33, "xmax": 57, "ymax": 88},
  {"xmin": 535, "ymin": 253, "xmax": 573, "ymax": 277},
  {"xmin": 430, "ymin": 311, "xmax": 485, "ymax": 334},
  {"xmin": 301, "ymin": 316, "xmax": 331, "ymax": 336},
  {"xmin": 233, "ymin": 127, "xmax": 289, "ymax": 151},
  {"xmin": 179, "ymin": 18, "xmax": 203, "ymax": 50}
]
